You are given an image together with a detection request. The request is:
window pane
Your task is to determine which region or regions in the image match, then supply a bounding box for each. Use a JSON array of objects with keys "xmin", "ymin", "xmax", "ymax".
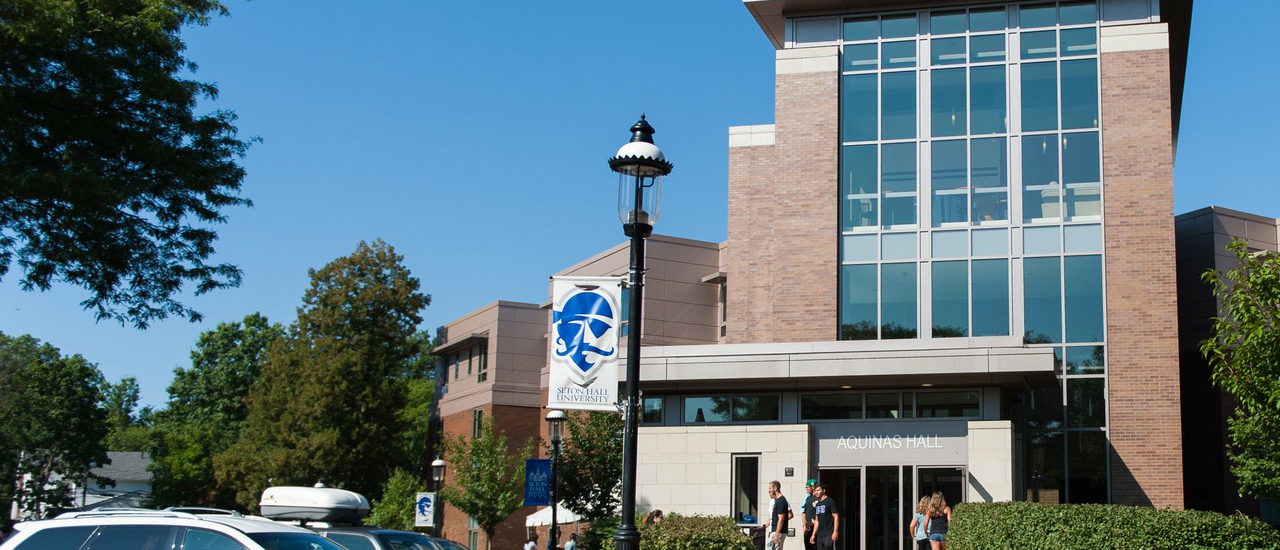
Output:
[
  {"xmin": 1062, "ymin": 132, "xmax": 1100, "ymax": 183},
  {"xmin": 841, "ymin": 264, "xmax": 878, "ymax": 340},
  {"xmin": 734, "ymin": 395, "xmax": 780, "ymax": 421},
  {"xmin": 972, "ymin": 259, "xmax": 1010, "ymax": 336},
  {"xmin": 1064, "ymin": 255, "xmax": 1104, "ymax": 342},
  {"xmin": 1024, "ymin": 256, "xmax": 1062, "ymax": 343},
  {"xmin": 882, "ymin": 263, "xmax": 918, "ymax": 338},
  {"xmin": 844, "ymin": 234, "xmax": 878, "ymax": 262},
  {"xmin": 842, "ymin": 145, "xmax": 877, "ymax": 229},
  {"xmin": 931, "ymin": 37, "xmax": 966, "ymax": 66},
  {"xmin": 1021, "ymin": 62, "xmax": 1059, "ymax": 131},
  {"xmin": 970, "ymin": 34, "xmax": 1006, "ymax": 63},
  {"xmin": 1065, "ymin": 346, "xmax": 1105, "ymax": 374},
  {"xmin": 931, "ymin": 68, "xmax": 967, "ymax": 137},
  {"xmin": 1061, "ymin": 59, "xmax": 1098, "ymax": 129},
  {"xmin": 1067, "ymin": 431, "xmax": 1108, "ymax": 503},
  {"xmin": 932, "ymin": 231, "xmax": 967, "ymax": 258},
  {"xmin": 882, "ymin": 40, "xmax": 917, "ymax": 69},
  {"xmin": 882, "ymin": 142, "xmax": 918, "ymax": 228},
  {"xmin": 1063, "ymin": 224, "xmax": 1102, "ymax": 253},
  {"xmin": 684, "ymin": 396, "xmax": 730, "ymax": 423},
  {"xmin": 930, "ymin": 10, "xmax": 967, "ymax": 35},
  {"xmin": 1021, "ymin": 31, "xmax": 1057, "ymax": 59},
  {"xmin": 970, "ymin": 137, "xmax": 1008, "ymax": 223},
  {"xmin": 642, "ymin": 396, "xmax": 664, "ymax": 424},
  {"xmin": 795, "ymin": 19, "xmax": 839, "ymax": 44},
  {"xmin": 1060, "ymin": 1, "xmax": 1098, "ymax": 26},
  {"xmin": 917, "ymin": 391, "xmax": 980, "ymax": 417},
  {"xmin": 970, "ymin": 8, "xmax": 1007, "ymax": 32},
  {"xmin": 970, "ymin": 66, "xmax": 1007, "ymax": 134},
  {"xmin": 882, "ymin": 71, "xmax": 917, "ymax": 139},
  {"xmin": 802, "ymin": 393, "xmax": 863, "ymax": 420},
  {"xmin": 844, "ymin": 17, "xmax": 878, "ymax": 41},
  {"xmin": 972, "ymin": 228, "xmax": 1009, "ymax": 256},
  {"xmin": 882, "ymin": 14, "xmax": 918, "ymax": 38},
  {"xmin": 185, "ymin": 529, "xmax": 248, "ymax": 550},
  {"xmin": 844, "ymin": 75, "xmax": 875, "ymax": 142},
  {"xmin": 13, "ymin": 526, "xmax": 95, "ymax": 550},
  {"xmin": 844, "ymin": 43, "xmax": 878, "ymax": 72},
  {"xmin": 1024, "ymin": 225, "xmax": 1061, "ymax": 254},
  {"xmin": 866, "ymin": 393, "xmax": 902, "ymax": 418},
  {"xmin": 932, "ymin": 261, "xmax": 968, "ymax": 337},
  {"xmin": 1060, "ymin": 28, "xmax": 1097, "ymax": 56},
  {"xmin": 882, "ymin": 232, "xmax": 917, "ymax": 260},
  {"xmin": 1026, "ymin": 384, "xmax": 1064, "ymax": 431},
  {"xmin": 1022, "ymin": 134, "xmax": 1061, "ymax": 222},
  {"xmin": 843, "ymin": 74, "xmax": 877, "ymax": 142},
  {"xmin": 91, "ymin": 527, "xmax": 174, "ymax": 550},
  {"xmin": 328, "ymin": 534, "xmax": 378, "ymax": 550},
  {"xmin": 733, "ymin": 455, "xmax": 761, "ymax": 521},
  {"xmin": 1020, "ymin": 4, "xmax": 1057, "ymax": 28},
  {"xmin": 932, "ymin": 140, "xmax": 968, "ymax": 227},
  {"xmin": 1026, "ymin": 430, "xmax": 1065, "ymax": 503},
  {"xmin": 1068, "ymin": 380, "xmax": 1104, "ymax": 427}
]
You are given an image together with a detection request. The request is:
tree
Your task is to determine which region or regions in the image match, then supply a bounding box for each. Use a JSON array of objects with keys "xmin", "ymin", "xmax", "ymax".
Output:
[
  {"xmin": 0, "ymin": 333, "xmax": 109, "ymax": 522},
  {"xmin": 148, "ymin": 313, "xmax": 283, "ymax": 508},
  {"xmin": 102, "ymin": 376, "xmax": 150, "ymax": 452},
  {"xmin": 557, "ymin": 411, "xmax": 623, "ymax": 524},
  {"xmin": 396, "ymin": 376, "xmax": 437, "ymax": 480},
  {"xmin": 0, "ymin": 0, "xmax": 253, "ymax": 328},
  {"xmin": 367, "ymin": 469, "xmax": 429, "ymax": 532},
  {"xmin": 438, "ymin": 416, "xmax": 535, "ymax": 550},
  {"xmin": 1201, "ymin": 239, "xmax": 1280, "ymax": 498},
  {"xmin": 215, "ymin": 240, "xmax": 429, "ymax": 508}
]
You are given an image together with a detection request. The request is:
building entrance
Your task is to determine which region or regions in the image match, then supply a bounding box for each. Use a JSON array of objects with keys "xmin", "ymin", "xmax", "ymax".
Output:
[{"xmin": 818, "ymin": 466, "xmax": 964, "ymax": 550}]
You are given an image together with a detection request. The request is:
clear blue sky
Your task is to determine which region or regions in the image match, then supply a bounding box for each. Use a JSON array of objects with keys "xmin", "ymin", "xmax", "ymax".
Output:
[{"xmin": 1, "ymin": 1, "xmax": 1275, "ymax": 409}]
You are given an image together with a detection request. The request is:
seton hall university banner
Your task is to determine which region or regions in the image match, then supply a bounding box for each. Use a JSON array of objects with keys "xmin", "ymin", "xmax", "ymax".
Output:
[{"xmin": 547, "ymin": 276, "xmax": 623, "ymax": 412}]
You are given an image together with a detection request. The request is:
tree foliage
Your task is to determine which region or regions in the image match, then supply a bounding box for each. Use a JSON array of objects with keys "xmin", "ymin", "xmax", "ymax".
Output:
[
  {"xmin": 215, "ymin": 240, "xmax": 429, "ymax": 508},
  {"xmin": 0, "ymin": 0, "xmax": 253, "ymax": 328},
  {"xmin": 1201, "ymin": 239, "xmax": 1280, "ymax": 498},
  {"xmin": 102, "ymin": 376, "xmax": 151, "ymax": 452},
  {"xmin": 0, "ymin": 333, "xmax": 109, "ymax": 524},
  {"xmin": 397, "ymin": 376, "xmax": 436, "ymax": 480},
  {"xmin": 148, "ymin": 312, "xmax": 283, "ymax": 508},
  {"xmin": 438, "ymin": 415, "xmax": 534, "ymax": 550},
  {"xmin": 367, "ymin": 469, "xmax": 429, "ymax": 532},
  {"xmin": 557, "ymin": 411, "xmax": 622, "ymax": 523}
]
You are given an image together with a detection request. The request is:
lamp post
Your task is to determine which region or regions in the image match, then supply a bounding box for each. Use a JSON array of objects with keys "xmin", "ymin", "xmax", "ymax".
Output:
[
  {"xmin": 431, "ymin": 458, "xmax": 446, "ymax": 538},
  {"xmin": 607, "ymin": 115, "xmax": 673, "ymax": 550},
  {"xmin": 546, "ymin": 410, "xmax": 567, "ymax": 550}
]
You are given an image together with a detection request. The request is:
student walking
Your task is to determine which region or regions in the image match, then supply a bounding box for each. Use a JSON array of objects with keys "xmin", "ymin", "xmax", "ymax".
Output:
[
  {"xmin": 808, "ymin": 483, "xmax": 839, "ymax": 550},
  {"xmin": 907, "ymin": 496, "xmax": 930, "ymax": 550},
  {"xmin": 924, "ymin": 492, "xmax": 952, "ymax": 550}
]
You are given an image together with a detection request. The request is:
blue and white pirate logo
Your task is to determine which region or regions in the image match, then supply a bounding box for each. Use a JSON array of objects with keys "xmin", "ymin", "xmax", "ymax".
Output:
[
  {"xmin": 552, "ymin": 286, "xmax": 620, "ymax": 385},
  {"xmin": 417, "ymin": 495, "xmax": 432, "ymax": 517}
]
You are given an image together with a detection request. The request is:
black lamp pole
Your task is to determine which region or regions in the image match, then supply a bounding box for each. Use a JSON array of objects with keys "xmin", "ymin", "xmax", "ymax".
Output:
[
  {"xmin": 431, "ymin": 458, "xmax": 446, "ymax": 538},
  {"xmin": 607, "ymin": 115, "xmax": 672, "ymax": 550},
  {"xmin": 547, "ymin": 410, "xmax": 566, "ymax": 550}
]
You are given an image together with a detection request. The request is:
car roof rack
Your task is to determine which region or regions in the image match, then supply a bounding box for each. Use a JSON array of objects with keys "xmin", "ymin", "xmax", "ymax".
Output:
[
  {"xmin": 165, "ymin": 507, "xmax": 244, "ymax": 516},
  {"xmin": 56, "ymin": 509, "xmax": 201, "ymax": 520}
]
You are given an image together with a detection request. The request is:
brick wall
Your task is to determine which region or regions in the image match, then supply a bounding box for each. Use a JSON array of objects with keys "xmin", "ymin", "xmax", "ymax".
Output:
[
  {"xmin": 1100, "ymin": 46, "xmax": 1183, "ymax": 509},
  {"xmin": 726, "ymin": 60, "xmax": 839, "ymax": 344},
  {"xmin": 439, "ymin": 404, "xmax": 542, "ymax": 546}
]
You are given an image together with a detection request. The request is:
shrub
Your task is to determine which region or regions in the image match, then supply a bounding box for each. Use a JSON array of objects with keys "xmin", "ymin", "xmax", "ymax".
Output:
[
  {"xmin": 948, "ymin": 501, "xmax": 1280, "ymax": 550},
  {"xmin": 639, "ymin": 513, "xmax": 753, "ymax": 550}
]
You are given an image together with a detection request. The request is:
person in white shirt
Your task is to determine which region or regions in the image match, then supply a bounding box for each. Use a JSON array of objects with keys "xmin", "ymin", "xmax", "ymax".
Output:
[
  {"xmin": 563, "ymin": 533, "xmax": 578, "ymax": 550},
  {"xmin": 524, "ymin": 534, "xmax": 538, "ymax": 550}
]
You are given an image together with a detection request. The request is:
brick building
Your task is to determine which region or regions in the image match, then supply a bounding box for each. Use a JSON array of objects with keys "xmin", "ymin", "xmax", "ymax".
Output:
[{"xmin": 430, "ymin": 1, "xmax": 1219, "ymax": 549}]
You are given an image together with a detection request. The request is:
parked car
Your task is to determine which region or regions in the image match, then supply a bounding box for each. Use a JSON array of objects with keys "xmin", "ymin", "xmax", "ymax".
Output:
[
  {"xmin": 0, "ymin": 509, "xmax": 350, "ymax": 550},
  {"xmin": 311, "ymin": 526, "xmax": 462, "ymax": 550}
]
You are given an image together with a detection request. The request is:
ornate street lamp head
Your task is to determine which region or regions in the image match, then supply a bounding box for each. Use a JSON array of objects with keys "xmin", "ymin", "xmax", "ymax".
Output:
[{"xmin": 609, "ymin": 114, "xmax": 673, "ymax": 237}]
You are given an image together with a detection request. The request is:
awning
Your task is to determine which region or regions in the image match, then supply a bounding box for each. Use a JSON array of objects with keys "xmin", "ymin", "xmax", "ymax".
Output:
[{"xmin": 525, "ymin": 504, "xmax": 582, "ymax": 527}]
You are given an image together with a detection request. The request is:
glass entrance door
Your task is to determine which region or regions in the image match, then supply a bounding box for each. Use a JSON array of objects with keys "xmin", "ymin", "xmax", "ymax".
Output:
[
  {"xmin": 917, "ymin": 467, "xmax": 965, "ymax": 511},
  {"xmin": 865, "ymin": 466, "xmax": 900, "ymax": 550},
  {"xmin": 819, "ymin": 469, "xmax": 861, "ymax": 550},
  {"xmin": 820, "ymin": 466, "xmax": 965, "ymax": 550}
]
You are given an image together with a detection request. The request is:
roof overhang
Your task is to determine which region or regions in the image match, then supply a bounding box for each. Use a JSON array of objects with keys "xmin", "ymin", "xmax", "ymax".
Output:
[{"xmin": 433, "ymin": 331, "xmax": 488, "ymax": 356}]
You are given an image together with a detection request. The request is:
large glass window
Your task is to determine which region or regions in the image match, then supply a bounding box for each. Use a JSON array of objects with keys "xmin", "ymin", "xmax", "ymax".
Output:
[
  {"xmin": 841, "ymin": 264, "xmax": 878, "ymax": 340},
  {"xmin": 801, "ymin": 393, "xmax": 864, "ymax": 420},
  {"xmin": 1061, "ymin": 59, "xmax": 1098, "ymax": 129},
  {"xmin": 684, "ymin": 396, "xmax": 779, "ymax": 423},
  {"xmin": 1022, "ymin": 134, "xmax": 1061, "ymax": 222},
  {"xmin": 916, "ymin": 391, "xmax": 980, "ymax": 417},
  {"xmin": 843, "ymin": 74, "xmax": 878, "ymax": 142},
  {"xmin": 1021, "ymin": 62, "xmax": 1058, "ymax": 131},
  {"xmin": 684, "ymin": 396, "xmax": 730, "ymax": 423},
  {"xmin": 970, "ymin": 137, "xmax": 1008, "ymax": 223},
  {"xmin": 932, "ymin": 261, "xmax": 968, "ymax": 337},
  {"xmin": 970, "ymin": 66, "xmax": 1007, "ymax": 134},
  {"xmin": 733, "ymin": 455, "xmax": 761, "ymax": 523},
  {"xmin": 931, "ymin": 68, "xmax": 967, "ymax": 137},
  {"xmin": 1064, "ymin": 255, "xmax": 1104, "ymax": 342},
  {"xmin": 972, "ymin": 259, "xmax": 1010, "ymax": 336},
  {"xmin": 866, "ymin": 393, "xmax": 903, "ymax": 418},
  {"xmin": 641, "ymin": 396, "xmax": 663, "ymax": 424},
  {"xmin": 931, "ymin": 140, "xmax": 968, "ymax": 226},
  {"xmin": 882, "ymin": 263, "xmax": 917, "ymax": 338},
  {"xmin": 1062, "ymin": 132, "xmax": 1101, "ymax": 221},
  {"xmin": 882, "ymin": 143, "xmax": 918, "ymax": 228},
  {"xmin": 1024, "ymin": 257, "xmax": 1062, "ymax": 343},
  {"xmin": 842, "ymin": 145, "xmax": 878, "ymax": 229},
  {"xmin": 882, "ymin": 72, "xmax": 917, "ymax": 139}
]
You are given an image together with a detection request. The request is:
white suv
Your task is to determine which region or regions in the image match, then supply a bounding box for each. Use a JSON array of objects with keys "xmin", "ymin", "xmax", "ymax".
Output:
[{"xmin": 0, "ymin": 509, "xmax": 350, "ymax": 550}]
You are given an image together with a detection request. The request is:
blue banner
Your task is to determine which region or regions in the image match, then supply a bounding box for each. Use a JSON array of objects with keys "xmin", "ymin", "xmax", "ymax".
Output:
[{"xmin": 524, "ymin": 459, "xmax": 551, "ymax": 506}]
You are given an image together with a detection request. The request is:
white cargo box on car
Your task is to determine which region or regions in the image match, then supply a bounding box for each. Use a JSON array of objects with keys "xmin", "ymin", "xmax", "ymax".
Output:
[{"xmin": 259, "ymin": 486, "xmax": 370, "ymax": 523}]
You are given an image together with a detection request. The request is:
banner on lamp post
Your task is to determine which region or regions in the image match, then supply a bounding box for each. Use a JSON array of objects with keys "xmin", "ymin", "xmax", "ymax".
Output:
[
  {"xmin": 524, "ymin": 459, "xmax": 552, "ymax": 506},
  {"xmin": 548, "ymin": 276, "xmax": 623, "ymax": 412},
  {"xmin": 414, "ymin": 492, "xmax": 435, "ymax": 527}
]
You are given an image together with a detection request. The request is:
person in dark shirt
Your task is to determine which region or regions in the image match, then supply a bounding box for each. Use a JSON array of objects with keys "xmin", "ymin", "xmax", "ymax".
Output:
[
  {"xmin": 808, "ymin": 483, "xmax": 839, "ymax": 550},
  {"xmin": 800, "ymin": 479, "xmax": 817, "ymax": 550},
  {"xmin": 765, "ymin": 480, "xmax": 791, "ymax": 550}
]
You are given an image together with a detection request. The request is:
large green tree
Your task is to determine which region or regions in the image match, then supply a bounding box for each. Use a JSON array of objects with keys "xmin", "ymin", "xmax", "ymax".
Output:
[
  {"xmin": 367, "ymin": 469, "xmax": 429, "ymax": 532},
  {"xmin": 0, "ymin": 0, "xmax": 252, "ymax": 328},
  {"xmin": 557, "ymin": 411, "xmax": 623, "ymax": 523},
  {"xmin": 148, "ymin": 313, "xmax": 283, "ymax": 508},
  {"xmin": 0, "ymin": 333, "xmax": 109, "ymax": 523},
  {"xmin": 102, "ymin": 375, "xmax": 151, "ymax": 452},
  {"xmin": 1201, "ymin": 239, "xmax": 1280, "ymax": 498},
  {"xmin": 215, "ymin": 240, "xmax": 429, "ymax": 508},
  {"xmin": 438, "ymin": 416, "xmax": 535, "ymax": 550}
]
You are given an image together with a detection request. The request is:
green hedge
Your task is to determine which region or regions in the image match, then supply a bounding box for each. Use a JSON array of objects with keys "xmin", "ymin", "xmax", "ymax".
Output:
[
  {"xmin": 639, "ymin": 513, "xmax": 753, "ymax": 550},
  {"xmin": 948, "ymin": 502, "xmax": 1280, "ymax": 549}
]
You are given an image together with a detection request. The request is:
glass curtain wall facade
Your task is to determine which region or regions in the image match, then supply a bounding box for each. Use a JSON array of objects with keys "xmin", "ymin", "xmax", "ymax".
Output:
[{"xmin": 832, "ymin": 1, "xmax": 1107, "ymax": 503}]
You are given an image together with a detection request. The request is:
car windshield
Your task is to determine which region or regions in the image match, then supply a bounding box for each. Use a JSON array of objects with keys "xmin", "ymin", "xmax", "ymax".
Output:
[
  {"xmin": 247, "ymin": 532, "xmax": 351, "ymax": 550},
  {"xmin": 376, "ymin": 532, "xmax": 440, "ymax": 550}
]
